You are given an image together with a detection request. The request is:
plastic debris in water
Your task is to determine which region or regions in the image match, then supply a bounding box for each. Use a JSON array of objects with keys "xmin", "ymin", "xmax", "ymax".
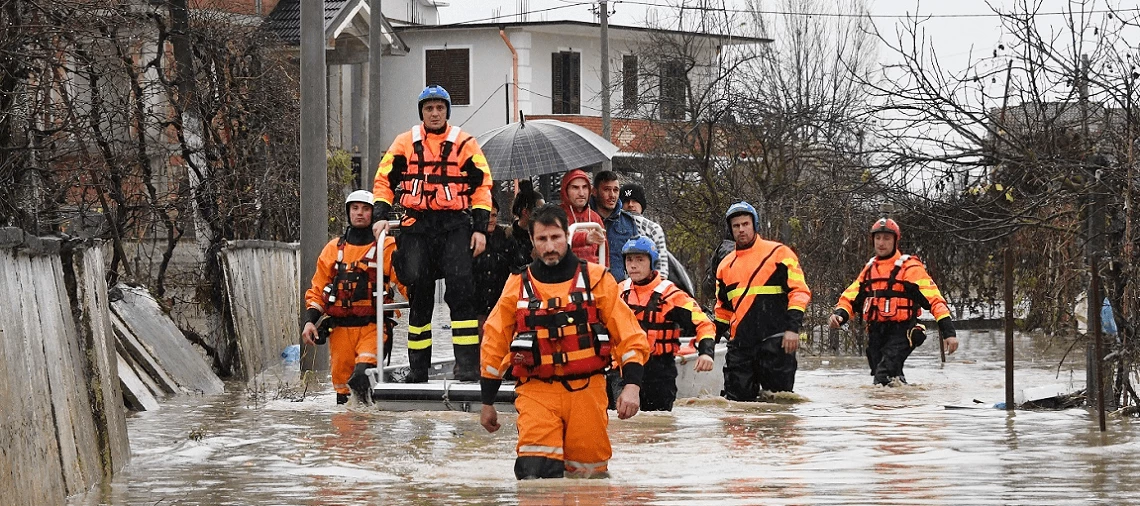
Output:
[
  {"xmin": 281, "ymin": 344, "xmax": 301, "ymax": 364},
  {"xmin": 1101, "ymin": 298, "xmax": 1118, "ymax": 335}
]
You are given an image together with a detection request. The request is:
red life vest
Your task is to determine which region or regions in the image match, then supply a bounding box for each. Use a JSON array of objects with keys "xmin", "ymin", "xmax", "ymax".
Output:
[
  {"xmin": 510, "ymin": 261, "xmax": 612, "ymax": 381},
  {"xmin": 858, "ymin": 254, "xmax": 919, "ymax": 323},
  {"xmin": 397, "ymin": 125, "xmax": 476, "ymax": 212},
  {"xmin": 322, "ymin": 239, "xmax": 378, "ymax": 319},
  {"xmin": 621, "ymin": 279, "xmax": 682, "ymax": 356}
]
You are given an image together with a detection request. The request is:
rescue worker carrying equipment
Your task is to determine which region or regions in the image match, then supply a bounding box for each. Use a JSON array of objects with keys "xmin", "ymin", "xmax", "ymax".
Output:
[
  {"xmin": 829, "ymin": 218, "xmax": 960, "ymax": 386},
  {"xmin": 303, "ymin": 190, "xmax": 406, "ymax": 404},
  {"xmin": 480, "ymin": 204, "xmax": 649, "ymax": 480},
  {"xmin": 372, "ymin": 85, "xmax": 494, "ymax": 383},
  {"xmin": 619, "ymin": 237, "xmax": 716, "ymax": 411},
  {"xmin": 715, "ymin": 201, "xmax": 812, "ymax": 400}
]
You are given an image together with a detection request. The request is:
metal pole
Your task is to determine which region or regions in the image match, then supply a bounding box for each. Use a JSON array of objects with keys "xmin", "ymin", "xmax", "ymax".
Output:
[
  {"xmin": 1080, "ymin": 54, "xmax": 1099, "ymax": 399},
  {"xmin": 300, "ymin": 0, "xmax": 329, "ymax": 373},
  {"xmin": 600, "ymin": 0, "xmax": 612, "ymax": 171},
  {"xmin": 366, "ymin": 0, "xmax": 385, "ymax": 190},
  {"xmin": 1004, "ymin": 247, "xmax": 1014, "ymax": 411},
  {"xmin": 1092, "ymin": 254, "xmax": 1106, "ymax": 431}
]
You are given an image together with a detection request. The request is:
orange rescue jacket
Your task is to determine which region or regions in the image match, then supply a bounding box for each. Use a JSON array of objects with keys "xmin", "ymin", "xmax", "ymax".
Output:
[
  {"xmin": 620, "ymin": 275, "xmax": 716, "ymax": 356},
  {"xmin": 714, "ymin": 239, "xmax": 812, "ymax": 339},
  {"xmin": 373, "ymin": 124, "xmax": 493, "ymax": 214},
  {"xmin": 481, "ymin": 261, "xmax": 649, "ymax": 382},
  {"xmin": 305, "ymin": 235, "xmax": 405, "ymax": 322},
  {"xmin": 834, "ymin": 251, "xmax": 952, "ymax": 324}
]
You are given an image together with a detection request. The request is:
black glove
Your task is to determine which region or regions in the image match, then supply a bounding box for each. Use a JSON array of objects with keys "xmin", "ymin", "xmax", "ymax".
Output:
[{"xmin": 372, "ymin": 201, "xmax": 392, "ymax": 224}]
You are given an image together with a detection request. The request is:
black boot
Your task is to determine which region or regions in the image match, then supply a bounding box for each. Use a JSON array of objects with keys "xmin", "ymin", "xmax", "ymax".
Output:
[
  {"xmin": 347, "ymin": 363, "xmax": 374, "ymax": 404},
  {"xmin": 452, "ymin": 343, "xmax": 481, "ymax": 382},
  {"xmin": 406, "ymin": 347, "xmax": 432, "ymax": 383}
]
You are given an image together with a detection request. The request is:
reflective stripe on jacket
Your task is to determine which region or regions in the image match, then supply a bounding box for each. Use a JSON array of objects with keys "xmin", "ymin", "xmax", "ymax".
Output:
[{"xmin": 714, "ymin": 239, "xmax": 812, "ymax": 339}]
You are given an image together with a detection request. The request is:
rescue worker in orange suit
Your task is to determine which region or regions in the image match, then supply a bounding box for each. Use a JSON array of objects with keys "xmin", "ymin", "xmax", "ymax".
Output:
[
  {"xmin": 302, "ymin": 190, "xmax": 405, "ymax": 404},
  {"xmin": 619, "ymin": 237, "xmax": 715, "ymax": 411},
  {"xmin": 372, "ymin": 85, "xmax": 494, "ymax": 383},
  {"xmin": 714, "ymin": 201, "xmax": 811, "ymax": 399},
  {"xmin": 828, "ymin": 218, "xmax": 960, "ymax": 386},
  {"xmin": 479, "ymin": 204, "xmax": 650, "ymax": 480}
]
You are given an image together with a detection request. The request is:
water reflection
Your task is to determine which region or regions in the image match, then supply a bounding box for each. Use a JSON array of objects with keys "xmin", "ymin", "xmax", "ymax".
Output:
[{"xmin": 78, "ymin": 330, "xmax": 1140, "ymax": 505}]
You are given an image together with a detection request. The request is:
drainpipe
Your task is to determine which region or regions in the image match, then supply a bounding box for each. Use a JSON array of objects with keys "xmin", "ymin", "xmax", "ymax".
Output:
[{"xmin": 499, "ymin": 28, "xmax": 519, "ymax": 122}]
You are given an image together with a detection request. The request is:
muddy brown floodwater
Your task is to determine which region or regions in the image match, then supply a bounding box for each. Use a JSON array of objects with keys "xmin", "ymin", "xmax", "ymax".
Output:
[{"xmin": 76, "ymin": 329, "xmax": 1137, "ymax": 505}]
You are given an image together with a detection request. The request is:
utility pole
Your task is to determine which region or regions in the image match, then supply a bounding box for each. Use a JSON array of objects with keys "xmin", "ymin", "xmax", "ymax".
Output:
[
  {"xmin": 1079, "ymin": 53, "xmax": 1104, "ymax": 403},
  {"xmin": 600, "ymin": 0, "xmax": 612, "ymax": 171},
  {"xmin": 367, "ymin": 0, "xmax": 384, "ymax": 188},
  {"xmin": 300, "ymin": 0, "xmax": 329, "ymax": 373}
]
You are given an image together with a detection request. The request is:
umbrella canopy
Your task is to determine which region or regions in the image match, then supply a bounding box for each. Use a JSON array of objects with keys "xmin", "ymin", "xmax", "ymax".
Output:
[{"xmin": 475, "ymin": 117, "xmax": 620, "ymax": 179}]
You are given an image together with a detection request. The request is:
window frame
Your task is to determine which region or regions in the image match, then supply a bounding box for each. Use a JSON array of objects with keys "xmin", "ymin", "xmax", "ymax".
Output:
[
  {"xmin": 551, "ymin": 50, "xmax": 581, "ymax": 115},
  {"xmin": 423, "ymin": 46, "xmax": 473, "ymax": 106}
]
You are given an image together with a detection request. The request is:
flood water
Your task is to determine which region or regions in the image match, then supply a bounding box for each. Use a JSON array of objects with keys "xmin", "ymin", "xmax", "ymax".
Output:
[{"xmin": 79, "ymin": 329, "xmax": 1137, "ymax": 505}]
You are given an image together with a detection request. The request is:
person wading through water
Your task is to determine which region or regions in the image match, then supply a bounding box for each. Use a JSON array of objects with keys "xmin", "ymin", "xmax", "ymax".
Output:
[
  {"xmin": 828, "ymin": 218, "xmax": 960, "ymax": 385},
  {"xmin": 302, "ymin": 190, "xmax": 405, "ymax": 404},
  {"xmin": 479, "ymin": 204, "xmax": 649, "ymax": 480},
  {"xmin": 714, "ymin": 201, "xmax": 812, "ymax": 400},
  {"xmin": 618, "ymin": 237, "xmax": 715, "ymax": 411}
]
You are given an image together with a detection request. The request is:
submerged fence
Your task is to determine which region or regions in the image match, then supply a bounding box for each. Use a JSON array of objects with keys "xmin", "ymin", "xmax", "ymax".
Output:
[
  {"xmin": 220, "ymin": 240, "xmax": 302, "ymax": 380},
  {"xmin": 0, "ymin": 229, "xmax": 130, "ymax": 504}
]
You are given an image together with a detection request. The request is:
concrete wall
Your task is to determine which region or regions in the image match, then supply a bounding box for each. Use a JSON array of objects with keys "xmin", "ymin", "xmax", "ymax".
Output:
[
  {"xmin": 0, "ymin": 229, "xmax": 129, "ymax": 505},
  {"xmin": 220, "ymin": 240, "xmax": 301, "ymax": 380}
]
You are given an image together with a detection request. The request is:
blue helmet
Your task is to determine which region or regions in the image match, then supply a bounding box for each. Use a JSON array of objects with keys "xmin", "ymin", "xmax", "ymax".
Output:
[
  {"xmin": 418, "ymin": 85, "xmax": 452, "ymax": 120},
  {"xmin": 621, "ymin": 236, "xmax": 659, "ymax": 266},
  {"xmin": 725, "ymin": 201, "xmax": 760, "ymax": 231}
]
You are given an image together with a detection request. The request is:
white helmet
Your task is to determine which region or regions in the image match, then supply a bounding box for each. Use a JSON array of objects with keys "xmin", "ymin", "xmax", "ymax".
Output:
[{"xmin": 344, "ymin": 190, "xmax": 374, "ymax": 215}]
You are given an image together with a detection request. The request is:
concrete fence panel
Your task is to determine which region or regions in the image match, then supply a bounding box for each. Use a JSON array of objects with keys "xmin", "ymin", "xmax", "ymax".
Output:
[
  {"xmin": 0, "ymin": 230, "xmax": 128, "ymax": 504},
  {"xmin": 220, "ymin": 240, "xmax": 301, "ymax": 380}
]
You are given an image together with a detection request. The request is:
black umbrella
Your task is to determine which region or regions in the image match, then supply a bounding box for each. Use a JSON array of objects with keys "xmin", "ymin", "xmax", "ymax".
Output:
[{"xmin": 475, "ymin": 114, "xmax": 620, "ymax": 179}]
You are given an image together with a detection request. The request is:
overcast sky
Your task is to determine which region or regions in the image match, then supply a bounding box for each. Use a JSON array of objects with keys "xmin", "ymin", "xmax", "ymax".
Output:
[{"xmin": 438, "ymin": 0, "xmax": 1135, "ymax": 75}]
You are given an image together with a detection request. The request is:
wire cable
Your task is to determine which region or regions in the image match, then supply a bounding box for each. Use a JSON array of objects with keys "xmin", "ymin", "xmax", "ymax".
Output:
[
  {"xmin": 616, "ymin": 0, "xmax": 1140, "ymax": 20},
  {"xmin": 459, "ymin": 82, "xmax": 510, "ymax": 128}
]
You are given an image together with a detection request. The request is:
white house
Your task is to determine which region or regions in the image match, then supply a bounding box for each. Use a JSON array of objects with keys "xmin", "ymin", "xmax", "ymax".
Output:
[{"xmin": 265, "ymin": 0, "xmax": 769, "ymax": 181}]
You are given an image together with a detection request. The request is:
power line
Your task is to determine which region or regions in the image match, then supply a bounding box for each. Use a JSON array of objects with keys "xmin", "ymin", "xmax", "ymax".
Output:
[
  {"xmin": 459, "ymin": 82, "xmax": 509, "ymax": 128},
  {"xmin": 616, "ymin": 0, "xmax": 1140, "ymax": 20},
  {"xmin": 517, "ymin": 83, "xmax": 606, "ymax": 112}
]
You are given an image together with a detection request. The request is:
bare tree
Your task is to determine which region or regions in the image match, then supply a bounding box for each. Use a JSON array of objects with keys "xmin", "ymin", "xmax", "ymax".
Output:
[
  {"xmin": 866, "ymin": 0, "xmax": 1140, "ymax": 409},
  {"xmin": 622, "ymin": 0, "xmax": 881, "ymax": 351}
]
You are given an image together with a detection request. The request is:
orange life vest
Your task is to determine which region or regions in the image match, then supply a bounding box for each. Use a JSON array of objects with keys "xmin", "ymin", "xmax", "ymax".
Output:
[
  {"xmin": 859, "ymin": 254, "xmax": 919, "ymax": 323},
  {"xmin": 397, "ymin": 125, "xmax": 476, "ymax": 212},
  {"xmin": 322, "ymin": 239, "xmax": 379, "ymax": 319},
  {"xmin": 621, "ymin": 279, "xmax": 682, "ymax": 356},
  {"xmin": 510, "ymin": 261, "xmax": 613, "ymax": 381}
]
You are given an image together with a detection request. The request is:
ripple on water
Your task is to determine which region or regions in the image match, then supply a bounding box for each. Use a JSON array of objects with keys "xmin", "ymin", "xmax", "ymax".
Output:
[{"xmin": 88, "ymin": 330, "xmax": 1139, "ymax": 505}]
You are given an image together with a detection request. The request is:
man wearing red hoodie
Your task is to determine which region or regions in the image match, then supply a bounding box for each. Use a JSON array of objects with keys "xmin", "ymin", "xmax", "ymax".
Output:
[{"xmin": 558, "ymin": 169, "xmax": 606, "ymax": 263}]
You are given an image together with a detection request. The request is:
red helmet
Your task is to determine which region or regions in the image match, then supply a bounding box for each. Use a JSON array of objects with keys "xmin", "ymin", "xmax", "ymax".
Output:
[{"xmin": 869, "ymin": 217, "xmax": 901, "ymax": 241}]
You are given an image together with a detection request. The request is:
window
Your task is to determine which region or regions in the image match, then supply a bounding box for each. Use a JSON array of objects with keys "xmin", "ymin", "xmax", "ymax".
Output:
[
  {"xmin": 425, "ymin": 48, "xmax": 470, "ymax": 105},
  {"xmin": 660, "ymin": 60, "xmax": 687, "ymax": 120},
  {"xmin": 552, "ymin": 51, "xmax": 580, "ymax": 114},
  {"xmin": 622, "ymin": 55, "xmax": 638, "ymax": 110}
]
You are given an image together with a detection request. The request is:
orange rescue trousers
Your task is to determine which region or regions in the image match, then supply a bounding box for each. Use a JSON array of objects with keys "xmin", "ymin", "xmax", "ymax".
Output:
[
  {"xmin": 514, "ymin": 375, "xmax": 611, "ymax": 479},
  {"xmin": 329, "ymin": 323, "xmax": 379, "ymax": 395}
]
